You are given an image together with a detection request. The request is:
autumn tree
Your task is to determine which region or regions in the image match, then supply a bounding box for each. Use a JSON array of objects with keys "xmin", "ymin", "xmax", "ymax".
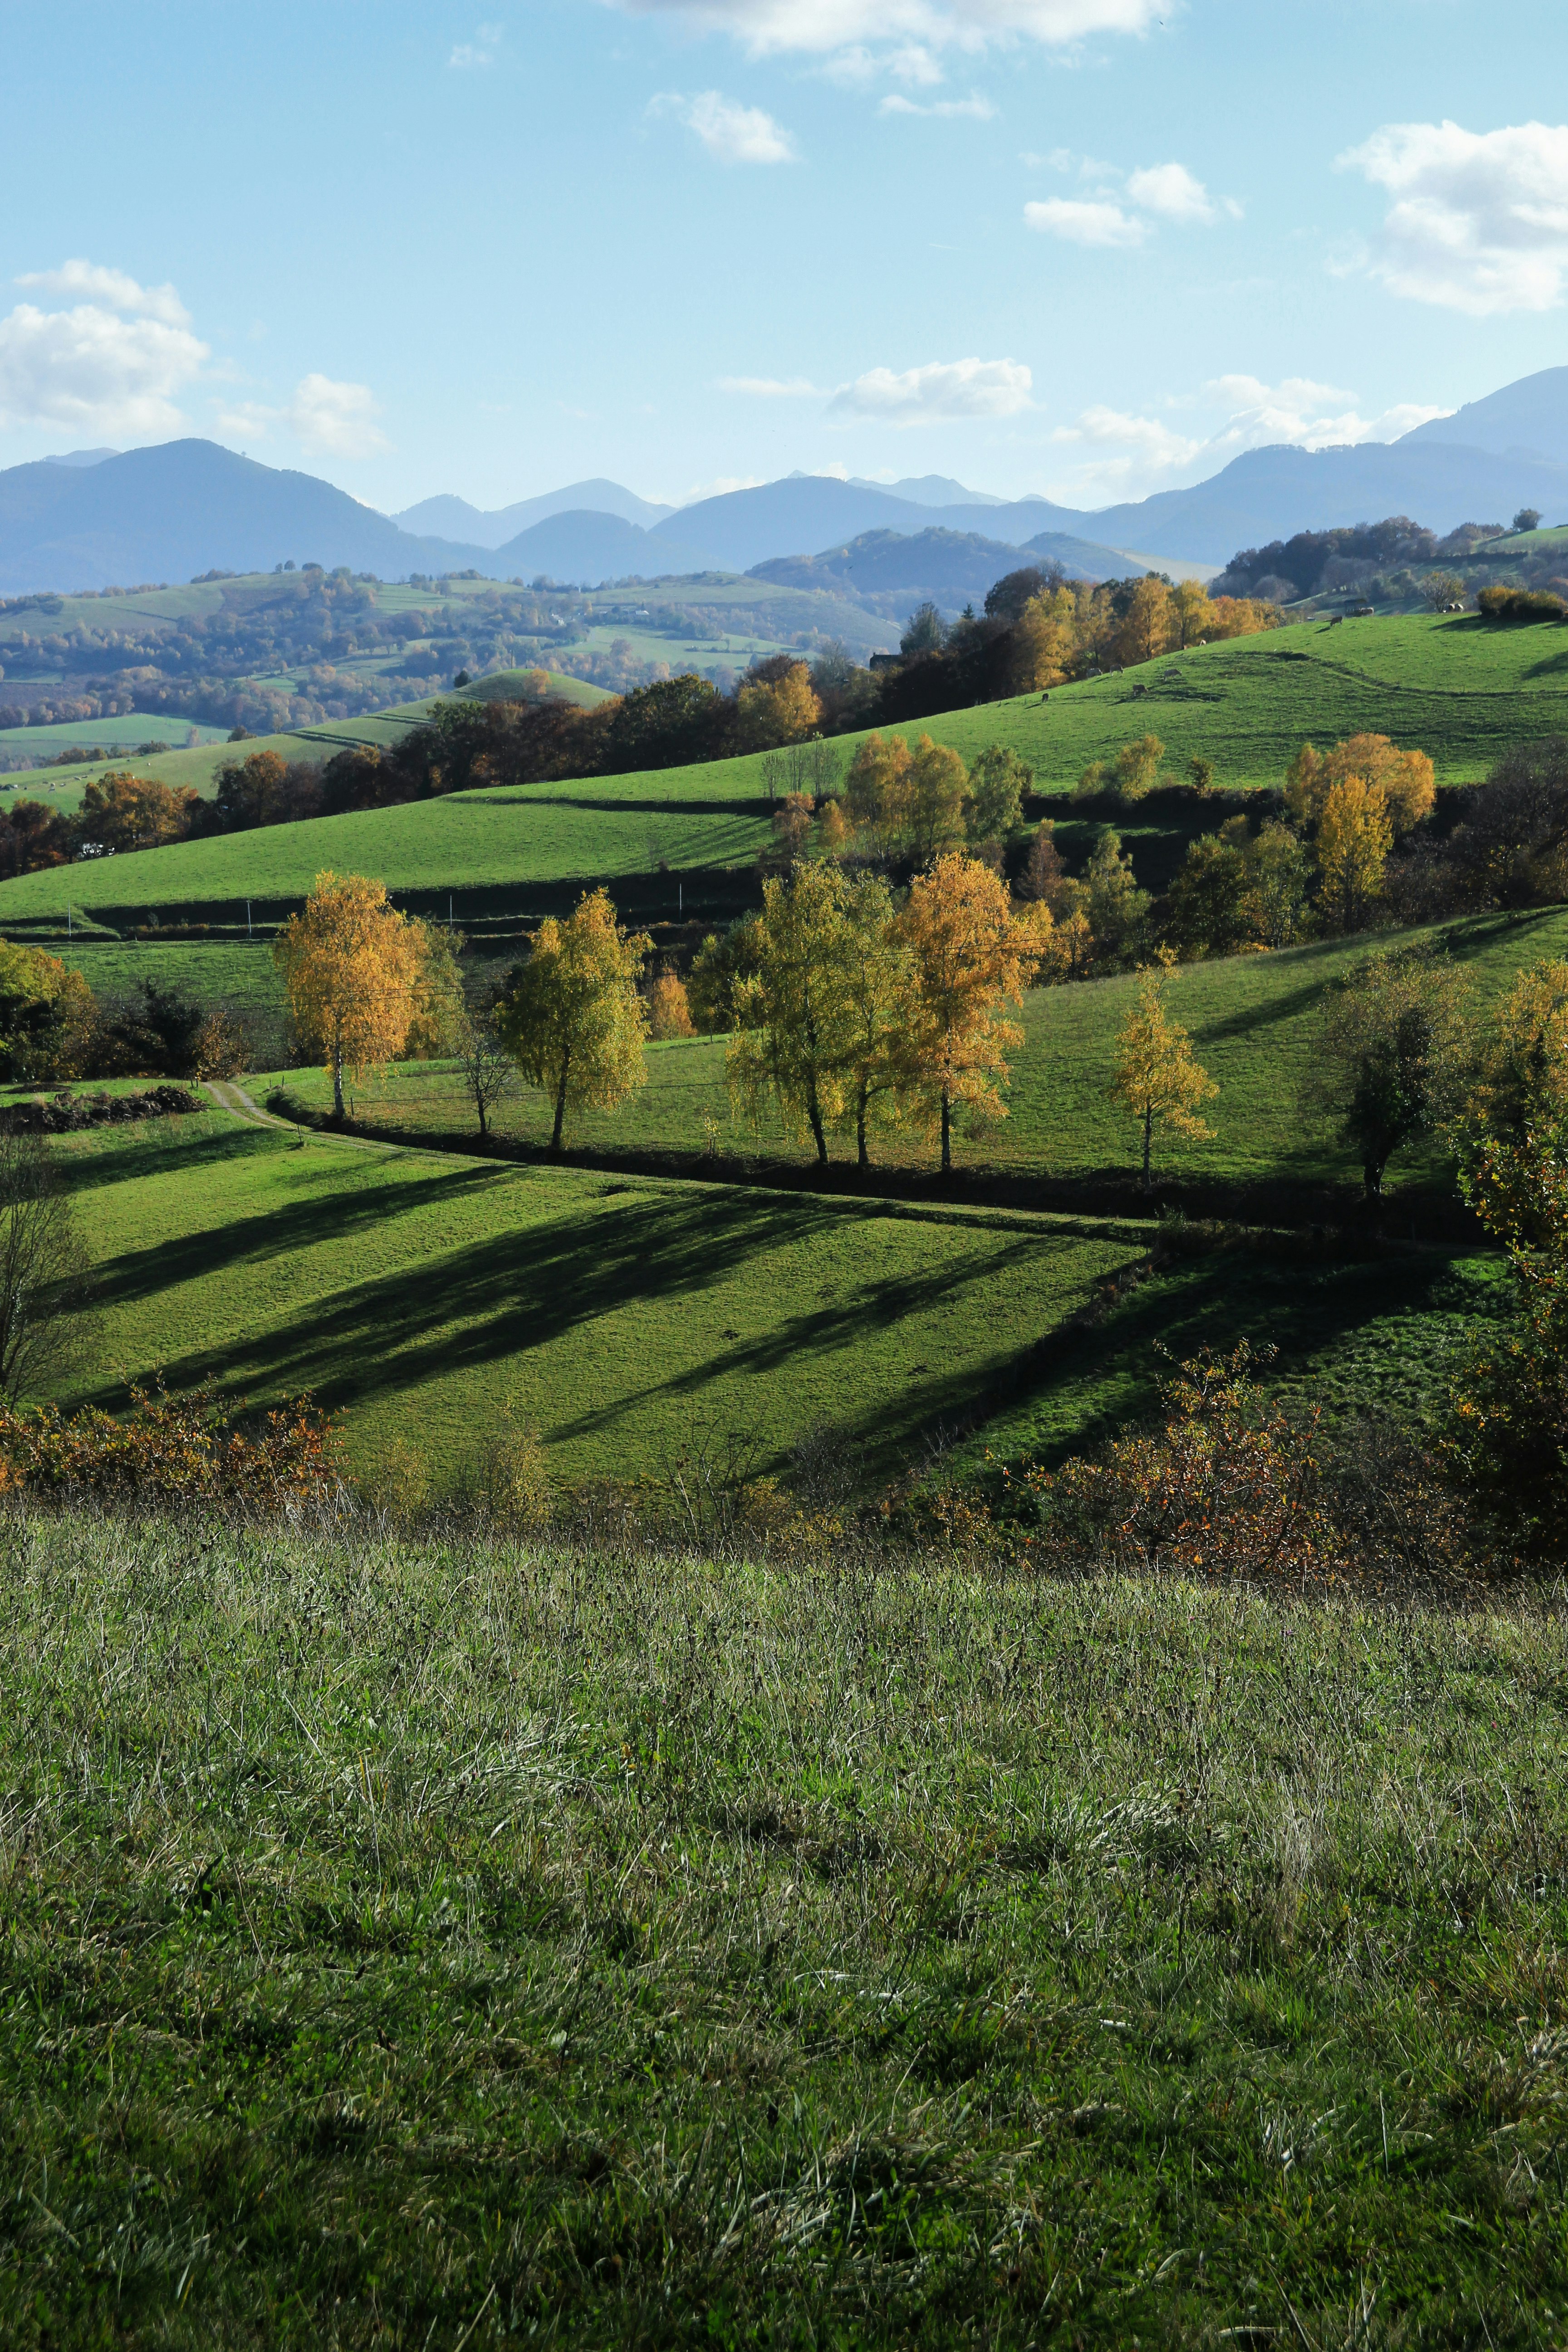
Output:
[
  {"xmin": 1307, "ymin": 941, "xmax": 1471, "ymax": 1198},
  {"xmin": 901, "ymin": 853, "xmax": 1054, "ymax": 1173},
  {"xmin": 274, "ymin": 872, "xmax": 443, "ymax": 1119},
  {"xmin": 965, "ymin": 744, "xmax": 1032, "ymax": 841},
  {"xmin": 1114, "ymin": 576, "xmax": 1178, "ymax": 666},
  {"xmin": 727, "ymin": 863, "xmax": 852, "ymax": 1165},
  {"xmin": 1172, "ymin": 579, "xmax": 1215, "ymax": 646},
  {"xmin": 1286, "ymin": 734, "xmax": 1435, "ymax": 832},
  {"xmin": 1317, "ymin": 775, "xmax": 1393, "ymax": 931},
  {"xmin": 402, "ymin": 923, "xmax": 467, "ymax": 1059},
  {"xmin": 648, "ymin": 971, "xmax": 696, "ymax": 1039},
  {"xmin": 495, "ymin": 888, "xmax": 651, "ymax": 1151},
  {"xmin": 77, "ymin": 770, "xmax": 201, "ymax": 855},
  {"xmin": 1166, "ymin": 833, "xmax": 1251, "ymax": 960},
  {"xmin": 1009, "ymin": 590, "xmax": 1076, "ymax": 691},
  {"xmin": 907, "ymin": 734, "xmax": 969, "ymax": 865},
  {"xmin": 1243, "ymin": 818, "xmax": 1310, "ymax": 947},
  {"xmin": 835, "ymin": 873, "xmax": 915, "ymax": 1167},
  {"xmin": 1109, "ymin": 962, "xmax": 1218, "ymax": 1192},
  {"xmin": 843, "ymin": 731, "xmax": 914, "ymax": 857},
  {"xmin": 1084, "ymin": 828, "xmax": 1152, "ymax": 969},
  {"xmin": 736, "ymin": 661, "xmax": 820, "ymax": 751},
  {"xmin": 0, "ymin": 942, "xmax": 96, "ymax": 1084},
  {"xmin": 687, "ymin": 917, "xmax": 763, "ymax": 1034},
  {"xmin": 1115, "ymin": 734, "xmax": 1165, "ymax": 801}
]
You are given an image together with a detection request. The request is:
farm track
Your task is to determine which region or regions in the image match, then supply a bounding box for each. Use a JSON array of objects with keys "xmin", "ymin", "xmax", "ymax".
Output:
[{"xmin": 203, "ymin": 1078, "xmax": 437, "ymax": 1161}]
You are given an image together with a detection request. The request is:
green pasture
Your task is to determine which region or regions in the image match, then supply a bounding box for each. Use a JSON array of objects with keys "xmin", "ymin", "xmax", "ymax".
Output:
[
  {"xmin": 5, "ymin": 609, "xmax": 1565, "ymax": 922},
  {"xmin": 10, "ymin": 1519, "xmax": 1568, "ymax": 2342},
  {"xmin": 0, "ymin": 798, "xmax": 769, "ymax": 919},
  {"xmin": 275, "ymin": 905, "xmax": 1568, "ymax": 1195},
  {"xmin": 54, "ymin": 1104, "xmax": 1138, "ymax": 1483}
]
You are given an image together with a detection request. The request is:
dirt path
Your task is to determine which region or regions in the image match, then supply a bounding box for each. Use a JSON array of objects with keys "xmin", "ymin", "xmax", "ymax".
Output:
[{"xmin": 201, "ymin": 1080, "xmax": 418, "ymax": 1157}]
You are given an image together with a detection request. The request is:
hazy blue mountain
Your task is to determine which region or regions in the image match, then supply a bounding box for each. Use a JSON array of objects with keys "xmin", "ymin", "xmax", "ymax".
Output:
[
  {"xmin": 645, "ymin": 478, "xmax": 1087, "ymax": 574},
  {"xmin": 1074, "ymin": 438, "xmax": 1568, "ymax": 564},
  {"xmin": 395, "ymin": 477, "xmax": 675, "ymax": 546},
  {"xmin": 1399, "ymin": 367, "xmax": 1568, "ymax": 469},
  {"xmin": 43, "ymin": 448, "xmax": 120, "ymax": 468},
  {"xmin": 488, "ymin": 507, "xmax": 715, "ymax": 581},
  {"xmin": 0, "ymin": 439, "xmax": 491, "ymax": 595},
  {"xmin": 750, "ymin": 524, "xmax": 1127, "ymax": 608}
]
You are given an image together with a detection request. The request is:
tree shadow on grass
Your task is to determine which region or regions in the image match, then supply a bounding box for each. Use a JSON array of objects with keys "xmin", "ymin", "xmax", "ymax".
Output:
[
  {"xmin": 85, "ymin": 1160, "xmax": 516, "ymax": 1306},
  {"xmin": 80, "ymin": 1182, "xmax": 1074, "ymax": 1476},
  {"xmin": 990, "ymin": 1245, "xmax": 1485, "ymax": 1471},
  {"xmin": 55, "ymin": 1123, "xmax": 283, "ymax": 1199}
]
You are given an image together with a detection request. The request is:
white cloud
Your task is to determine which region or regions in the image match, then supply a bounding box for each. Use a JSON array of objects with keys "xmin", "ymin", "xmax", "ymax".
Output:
[
  {"xmin": 880, "ymin": 91, "xmax": 995, "ymax": 117},
  {"xmin": 0, "ymin": 263, "xmax": 207, "ymax": 436},
  {"xmin": 829, "ymin": 355, "xmax": 1033, "ymax": 423},
  {"xmin": 286, "ymin": 375, "xmax": 389, "ymax": 458},
  {"xmin": 649, "ymin": 88, "xmax": 797, "ymax": 161},
  {"xmin": 719, "ymin": 373, "xmax": 823, "ymax": 394},
  {"xmin": 607, "ymin": 0, "xmax": 1161, "ymax": 55},
  {"xmin": 1124, "ymin": 161, "xmax": 1214, "ymax": 221},
  {"xmin": 1044, "ymin": 373, "xmax": 1450, "ymax": 501},
  {"xmin": 449, "ymin": 21, "xmax": 503, "ymax": 67},
  {"xmin": 216, "ymin": 375, "xmax": 390, "ymax": 459},
  {"xmin": 1338, "ymin": 118, "xmax": 1568, "ymax": 314},
  {"xmin": 17, "ymin": 260, "xmax": 190, "ymax": 327},
  {"xmin": 1024, "ymin": 196, "xmax": 1145, "ymax": 246}
]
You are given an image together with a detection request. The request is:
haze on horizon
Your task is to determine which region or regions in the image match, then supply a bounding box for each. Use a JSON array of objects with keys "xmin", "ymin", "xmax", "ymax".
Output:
[{"xmin": 2, "ymin": 0, "xmax": 1567, "ymax": 519}]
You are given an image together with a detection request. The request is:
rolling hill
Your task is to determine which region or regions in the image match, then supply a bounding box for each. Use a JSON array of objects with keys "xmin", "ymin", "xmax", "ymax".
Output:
[{"xmin": 7, "ymin": 612, "xmax": 1568, "ymax": 927}]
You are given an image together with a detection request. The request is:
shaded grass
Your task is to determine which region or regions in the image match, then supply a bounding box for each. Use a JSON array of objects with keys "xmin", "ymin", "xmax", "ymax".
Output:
[
  {"xmin": 51, "ymin": 1108, "xmax": 1138, "ymax": 1484},
  {"xmin": 4, "ymin": 1514, "xmax": 1568, "ymax": 2345}
]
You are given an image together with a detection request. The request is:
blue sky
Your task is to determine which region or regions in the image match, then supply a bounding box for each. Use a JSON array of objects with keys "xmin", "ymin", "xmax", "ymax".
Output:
[{"xmin": 2, "ymin": 0, "xmax": 1565, "ymax": 515}]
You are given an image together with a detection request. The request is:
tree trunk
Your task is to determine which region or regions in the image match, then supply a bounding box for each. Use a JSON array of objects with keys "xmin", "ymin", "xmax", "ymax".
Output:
[
  {"xmin": 856, "ymin": 1084, "xmax": 869, "ymax": 1171},
  {"xmin": 1142, "ymin": 1103, "xmax": 1153, "ymax": 1193},
  {"xmin": 806, "ymin": 1075, "xmax": 828, "ymax": 1166},
  {"xmin": 551, "ymin": 1046, "xmax": 569, "ymax": 1152},
  {"xmin": 940, "ymin": 1089, "xmax": 951, "ymax": 1176},
  {"xmin": 332, "ymin": 1041, "xmax": 345, "ymax": 1121},
  {"xmin": 477, "ymin": 1095, "xmax": 488, "ymax": 1140}
]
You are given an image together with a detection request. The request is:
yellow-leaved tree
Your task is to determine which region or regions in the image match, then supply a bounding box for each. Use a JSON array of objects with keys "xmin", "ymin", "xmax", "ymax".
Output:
[
  {"xmin": 736, "ymin": 662, "xmax": 821, "ymax": 752},
  {"xmin": 901, "ymin": 852, "xmax": 1054, "ymax": 1173},
  {"xmin": 843, "ymin": 730, "xmax": 914, "ymax": 857},
  {"xmin": 1009, "ymin": 589, "xmax": 1077, "ymax": 691},
  {"xmin": 495, "ymin": 888, "xmax": 651, "ymax": 1151},
  {"xmin": 1109, "ymin": 961, "xmax": 1218, "ymax": 1192},
  {"xmin": 273, "ymin": 871, "xmax": 436, "ymax": 1117},
  {"xmin": 1316, "ymin": 774, "xmax": 1393, "ymax": 932},
  {"xmin": 1286, "ymin": 734, "xmax": 1435, "ymax": 832},
  {"xmin": 906, "ymin": 734, "xmax": 969, "ymax": 865},
  {"xmin": 727, "ymin": 863, "xmax": 853, "ymax": 1166}
]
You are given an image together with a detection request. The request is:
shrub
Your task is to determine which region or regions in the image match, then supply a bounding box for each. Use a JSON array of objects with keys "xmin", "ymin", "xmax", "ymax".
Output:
[
  {"xmin": 1477, "ymin": 585, "xmax": 1566, "ymax": 623},
  {"xmin": 0, "ymin": 1384, "xmax": 342, "ymax": 1511}
]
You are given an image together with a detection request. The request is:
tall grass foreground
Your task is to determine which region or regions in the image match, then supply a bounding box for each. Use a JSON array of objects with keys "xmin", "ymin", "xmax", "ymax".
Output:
[{"xmin": 1, "ymin": 1512, "xmax": 1566, "ymax": 2344}]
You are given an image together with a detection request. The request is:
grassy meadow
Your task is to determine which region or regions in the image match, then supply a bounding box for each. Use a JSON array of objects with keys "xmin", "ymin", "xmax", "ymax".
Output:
[
  {"xmin": 5, "ymin": 612, "xmax": 1568, "ymax": 921},
  {"xmin": 7, "ymin": 1514, "xmax": 1568, "ymax": 2345},
  {"xmin": 49, "ymin": 1100, "xmax": 1140, "ymax": 1486}
]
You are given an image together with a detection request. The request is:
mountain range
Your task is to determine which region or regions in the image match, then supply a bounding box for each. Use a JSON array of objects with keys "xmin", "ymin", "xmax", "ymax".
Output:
[{"xmin": 3, "ymin": 366, "xmax": 1566, "ymax": 602}]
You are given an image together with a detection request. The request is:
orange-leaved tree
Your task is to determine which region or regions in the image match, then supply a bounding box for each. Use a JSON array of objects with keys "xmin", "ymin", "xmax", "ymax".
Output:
[
  {"xmin": 1108, "ymin": 960, "xmax": 1218, "ymax": 1192},
  {"xmin": 273, "ymin": 871, "xmax": 437, "ymax": 1117},
  {"xmin": 495, "ymin": 887, "xmax": 651, "ymax": 1151},
  {"xmin": 901, "ymin": 853, "xmax": 1054, "ymax": 1173}
]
